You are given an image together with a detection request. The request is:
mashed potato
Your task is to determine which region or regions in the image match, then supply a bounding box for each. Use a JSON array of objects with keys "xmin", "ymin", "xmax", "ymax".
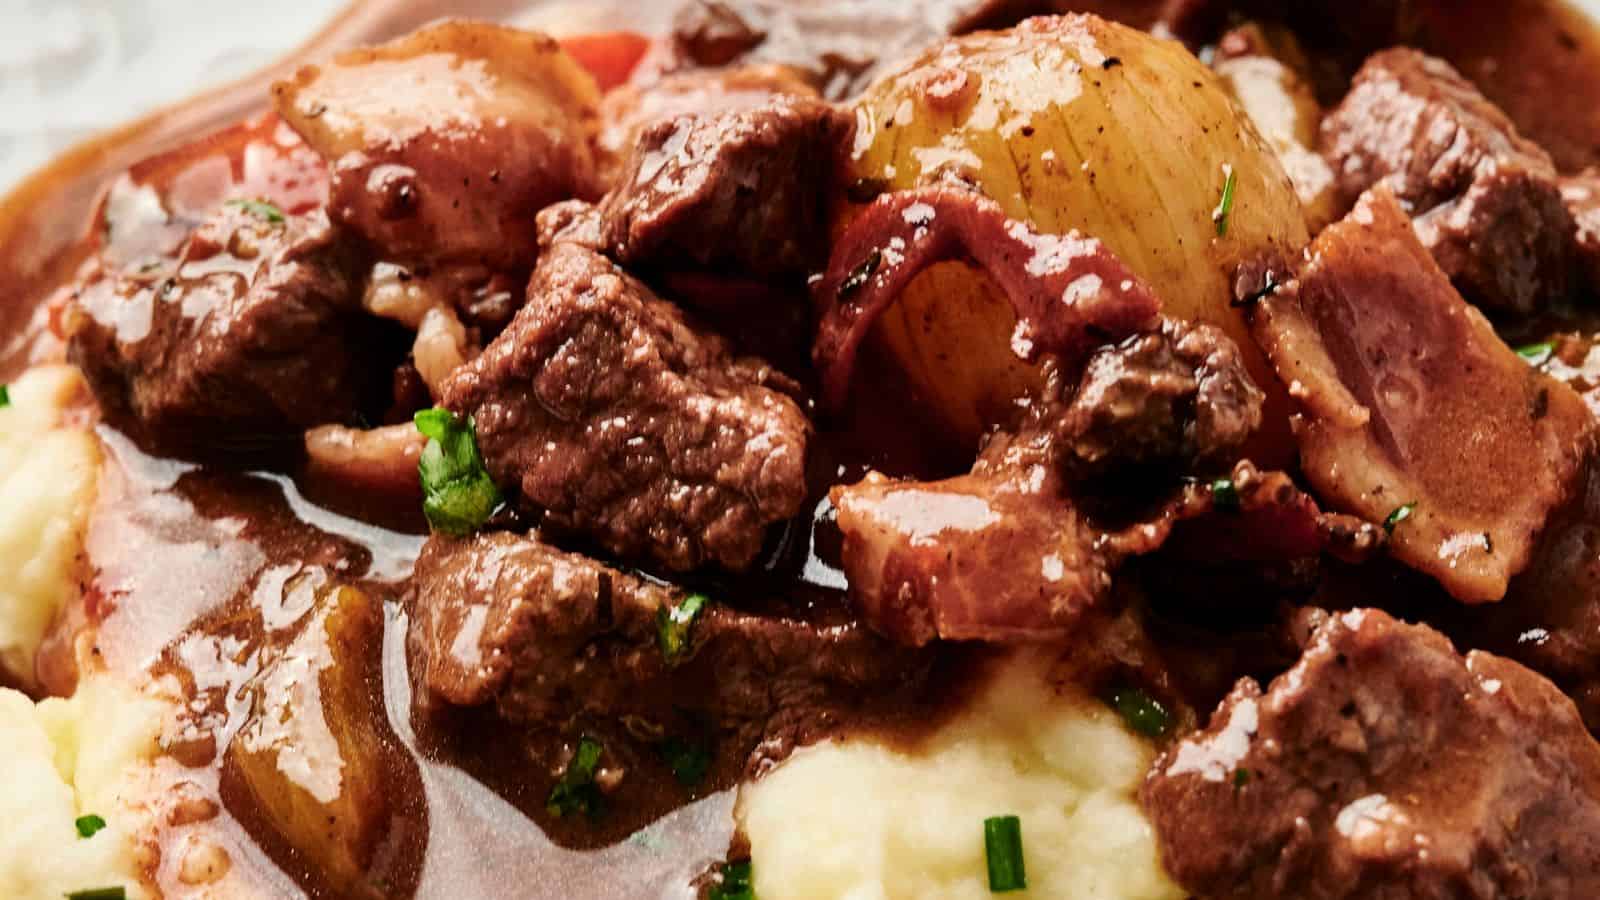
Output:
[
  {"xmin": 0, "ymin": 365, "xmax": 100, "ymax": 688},
  {"xmin": 738, "ymin": 652, "xmax": 1184, "ymax": 900},
  {"xmin": 0, "ymin": 674, "xmax": 165, "ymax": 900}
]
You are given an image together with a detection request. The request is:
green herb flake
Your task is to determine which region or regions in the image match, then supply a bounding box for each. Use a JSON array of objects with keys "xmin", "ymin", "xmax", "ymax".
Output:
[
  {"xmin": 414, "ymin": 408, "xmax": 503, "ymax": 536},
  {"xmin": 661, "ymin": 738, "xmax": 711, "ymax": 788},
  {"xmin": 1106, "ymin": 685, "xmax": 1172, "ymax": 739},
  {"xmin": 1233, "ymin": 768, "xmax": 1250, "ymax": 790},
  {"xmin": 546, "ymin": 736, "xmax": 605, "ymax": 819},
  {"xmin": 74, "ymin": 814, "xmax": 107, "ymax": 838},
  {"xmin": 1383, "ymin": 501, "xmax": 1417, "ymax": 534},
  {"xmin": 983, "ymin": 815, "xmax": 1027, "ymax": 893},
  {"xmin": 657, "ymin": 592, "xmax": 709, "ymax": 665},
  {"xmin": 1210, "ymin": 477, "xmax": 1240, "ymax": 512},
  {"xmin": 65, "ymin": 889, "xmax": 126, "ymax": 900},
  {"xmin": 1213, "ymin": 164, "xmax": 1237, "ymax": 237},
  {"xmin": 224, "ymin": 197, "xmax": 285, "ymax": 225},
  {"xmin": 1516, "ymin": 341, "xmax": 1555, "ymax": 366},
  {"xmin": 0, "ymin": 384, "xmax": 9, "ymax": 408},
  {"xmin": 709, "ymin": 859, "xmax": 754, "ymax": 900}
]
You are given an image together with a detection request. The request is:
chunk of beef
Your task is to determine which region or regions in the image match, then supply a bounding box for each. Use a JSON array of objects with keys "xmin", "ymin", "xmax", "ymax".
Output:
[
  {"xmin": 409, "ymin": 529, "xmax": 930, "ymax": 763},
  {"xmin": 1562, "ymin": 169, "xmax": 1600, "ymax": 293},
  {"xmin": 599, "ymin": 96, "xmax": 851, "ymax": 280},
  {"xmin": 1252, "ymin": 188, "xmax": 1594, "ymax": 603},
  {"xmin": 273, "ymin": 21, "xmax": 602, "ymax": 269},
  {"xmin": 1058, "ymin": 317, "xmax": 1263, "ymax": 479},
  {"xmin": 62, "ymin": 205, "xmax": 374, "ymax": 451},
  {"xmin": 1320, "ymin": 48, "xmax": 1576, "ymax": 314},
  {"xmin": 1143, "ymin": 607, "xmax": 1600, "ymax": 899},
  {"xmin": 663, "ymin": 0, "xmax": 1042, "ymax": 99},
  {"xmin": 597, "ymin": 64, "xmax": 818, "ymax": 178},
  {"xmin": 440, "ymin": 242, "xmax": 810, "ymax": 572}
]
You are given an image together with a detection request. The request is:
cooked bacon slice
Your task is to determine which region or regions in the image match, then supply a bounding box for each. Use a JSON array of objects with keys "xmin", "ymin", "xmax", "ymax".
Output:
[
  {"xmin": 832, "ymin": 332, "xmax": 1376, "ymax": 646},
  {"xmin": 1252, "ymin": 188, "xmax": 1595, "ymax": 603},
  {"xmin": 273, "ymin": 21, "xmax": 602, "ymax": 269},
  {"xmin": 812, "ymin": 187, "xmax": 1161, "ymax": 411}
]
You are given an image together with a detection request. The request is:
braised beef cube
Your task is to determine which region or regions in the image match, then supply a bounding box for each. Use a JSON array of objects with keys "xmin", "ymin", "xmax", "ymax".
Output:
[
  {"xmin": 1320, "ymin": 48, "xmax": 1576, "ymax": 314},
  {"xmin": 597, "ymin": 64, "xmax": 819, "ymax": 179},
  {"xmin": 63, "ymin": 205, "xmax": 374, "ymax": 451},
  {"xmin": 1143, "ymin": 607, "xmax": 1600, "ymax": 899},
  {"xmin": 408, "ymin": 530, "xmax": 928, "ymax": 757},
  {"xmin": 1562, "ymin": 169, "xmax": 1600, "ymax": 294},
  {"xmin": 665, "ymin": 0, "xmax": 1043, "ymax": 99},
  {"xmin": 599, "ymin": 96, "xmax": 852, "ymax": 279},
  {"xmin": 1058, "ymin": 317, "xmax": 1263, "ymax": 479},
  {"xmin": 440, "ymin": 242, "xmax": 810, "ymax": 572}
]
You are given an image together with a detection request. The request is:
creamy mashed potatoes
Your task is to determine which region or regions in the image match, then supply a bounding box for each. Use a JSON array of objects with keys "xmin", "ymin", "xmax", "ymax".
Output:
[
  {"xmin": 0, "ymin": 674, "xmax": 165, "ymax": 899},
  {"xmin": 0, "ymin": 365, "xmax": 100, "ymax": 688},
  {"xmin": 738, "ymin": 653, "xmax": 1183, "ymax": 900}
]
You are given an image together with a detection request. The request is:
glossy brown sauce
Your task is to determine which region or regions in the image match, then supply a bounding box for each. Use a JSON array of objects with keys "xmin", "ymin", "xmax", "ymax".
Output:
[{"xmin": 8, "ymin": 1, "xmax": 1600, "ymax": 898}]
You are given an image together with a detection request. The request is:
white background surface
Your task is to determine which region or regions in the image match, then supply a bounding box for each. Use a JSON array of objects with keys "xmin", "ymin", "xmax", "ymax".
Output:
[{"xmin": 0, "ymin": 0, "xmax": 345, "ymax": 192}]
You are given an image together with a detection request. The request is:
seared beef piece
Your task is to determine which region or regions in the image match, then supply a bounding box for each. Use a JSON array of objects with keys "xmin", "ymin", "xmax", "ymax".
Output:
[
  {"xmin": 600, "ymin": 96, "xmax": 852, "ymax": 279},
  {"xmin": 440, "ymin": 242, "xmax": 810, "ymax": 573},
  {"xmin": 409, "ymin": 530, "xmax": 929, "ymax": 756},
  {"xmin": 1252, "ymin": 188, "xmax": 1594, "ymax": 603},
  {"xmin": 664, "ymin": 0, "xmax": 1042, "ymax": 99},
  {"xmin": 1320, "ymin": 48, "xmax": 1575, "ymax": 314},
  {"xmin": 63, "ymin": 205, "xmax": 373, "ymax": 450},
  {"xmin": 1058, "ymin": 318, "xmax": 1263, "ymax": 480},
  {"xmin": 1562, "ymin": 169, "xmax": 1600, "ymax": 294},
  {"xmin": 597, "ymin": 64, "xmax": 818, "ymax": 177},
  {"xmin": 1143, "ymin": 607, "xmax": 1600, "ymax": 900}
]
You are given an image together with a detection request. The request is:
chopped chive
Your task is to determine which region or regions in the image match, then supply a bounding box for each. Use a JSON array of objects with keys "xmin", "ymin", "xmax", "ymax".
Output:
[
  {"xmin": 415, "ymin": 408, "xmax": 502, "ymax": 536},
  {"xmin": 983, "ymin": 815, "xmax": 1027, "ymax": 893},
  {"xmin": 1383, "ymin": 501, "xmax": 1417, "ymax": 534},
  {"xmin": 838, "ymin": 248, "xmax": 882, "ymax": 297},
  {"xmin": 0, "ymin": 384, "xmax": 9, "ymax": 407},
  {"xmin": 1210, "ymin": 477, "xmax": 1240, "ymax": 512},
  {"xmin": 65, "ymin": 889, "xmax": 126, "ymax": 900},
  {"xmin": 224, "ymin": 197, "xmax": 285, "ymax": 224},
  {"xmin": 74, "ymin": 814, "xmax": 107, "ymax": 838},
  {"xmin": 657, "ymin": 593, "xmax": 709, "ymax": 665},
  {"xmin": 1106, "ymin": 685, "xmax": 1171, "ymax": 739},
  {"xmin": 710, "ymin": 859, "xmax": 754, "ymax": 900},
  {"xmin": 1213, "ymin": 164, "xmax": 1237, "ymax": 236},
  {"xmin": 1516, "ymin": 341, "xmax": 1555, "ymax": 366},
  {"xmin": 546, "ymin": 736, "xmax": 605, "ymax": 819},
  {"xmin": 661, "ymin": 738, "xmax": 711, "ymax": 788}
]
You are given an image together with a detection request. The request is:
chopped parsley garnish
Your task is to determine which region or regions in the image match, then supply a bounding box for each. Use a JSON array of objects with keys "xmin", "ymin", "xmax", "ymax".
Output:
[
  {"xmin": 983, "ymin": 815, "xmax": 1027, "ymax": 893},
  {"xmin": 1383, "ymin": 501, "xmax": 1417, "ymax": 534},
  {"xmin": 74, "ymin": 814, "xmax": 107, "ymax": 838},
  {"xmin": 65, "ymin": 889, "xmax": 126, "ymax": 900},
  {"xmin": 1106, "ymin": 685, "xmax": 1172, "ymax": 739},
  {"xmin": 1213, "ymin": 164, "xmax": 1237, "ymax": 237},
  {"xmin": 1210, "ymin": 477, "xmax": 1241, "ymax": 511},
  {"xmin": 0, "ymin": 384, "xmax": 9, "ymax": 407},
  {"xmin": 661, "ymin": 738, "xmax": 711, "ymax": 788},
  {"xmin": 546, "ymin": 736, "xmax": 604, "ymax": 819},
  {"xmin": 414, "ymin": 408, "xmax": 502, "ymax": 536},
  {"xmin": 657, "ymin": 592, "xmax": 709, "ymax": 665},
  {"xmin": 838, "ymin": 248, "xmax": 882, "ymax": 298},
  {"xmin": 224, "ymin": 197, "xmax": 285, "ymax": 225},
  {"xmin": 1233, "ymin": 768, "xmax": 1251, "ymax": 790},
  {"xmin": 709, "ymin": 859, "xmax": 754, "ymax": 900},
  {"xmin": 1516, "ymin": 341, "xmax": 1555, "ymax": 366}
]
